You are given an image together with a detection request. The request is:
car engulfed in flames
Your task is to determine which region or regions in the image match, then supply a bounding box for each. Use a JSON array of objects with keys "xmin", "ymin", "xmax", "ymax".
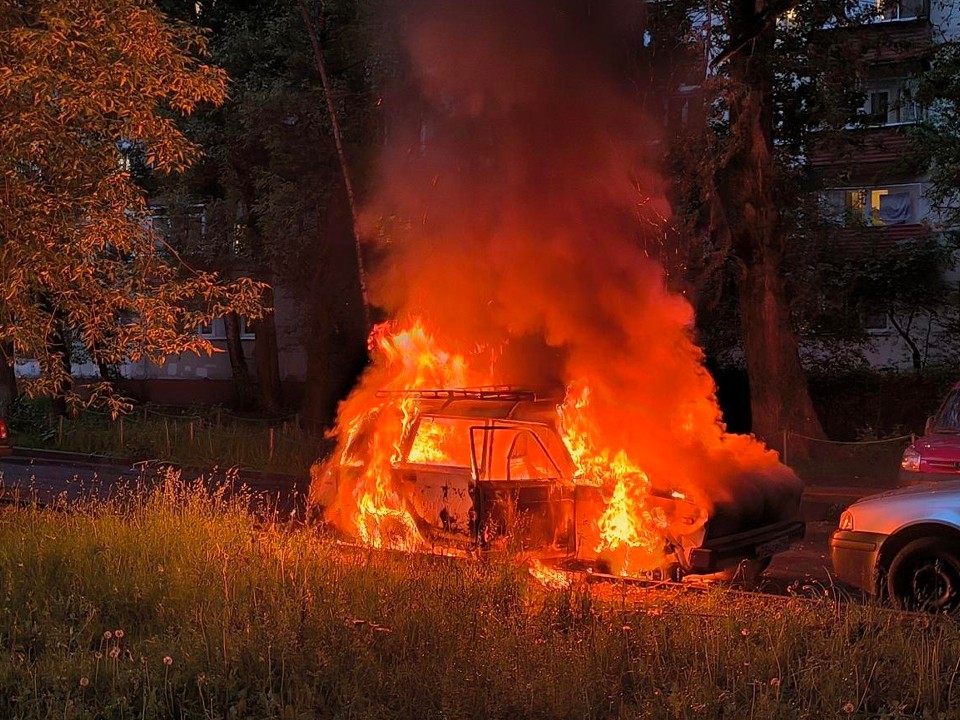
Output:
[{"xmin": 308, "ymin": 321, "xmax": 805, "ymax": 581}]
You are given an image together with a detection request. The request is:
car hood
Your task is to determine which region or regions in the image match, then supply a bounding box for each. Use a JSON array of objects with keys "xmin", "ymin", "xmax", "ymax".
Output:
[{"xmin": 847, "ymin": 479, "xmax": 960, "ymax": 535}]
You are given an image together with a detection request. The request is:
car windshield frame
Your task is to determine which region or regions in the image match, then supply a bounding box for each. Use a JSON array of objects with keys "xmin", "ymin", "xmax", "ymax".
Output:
[{"xmin": 934, "ymin": 389, "xmax": 960, "ymax": 433}]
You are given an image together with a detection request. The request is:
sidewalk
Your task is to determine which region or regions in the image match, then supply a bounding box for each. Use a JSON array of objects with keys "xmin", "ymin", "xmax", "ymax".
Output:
[{"xmin": 800, "ymin": 485, "xmax": 878, "ymax": 522}]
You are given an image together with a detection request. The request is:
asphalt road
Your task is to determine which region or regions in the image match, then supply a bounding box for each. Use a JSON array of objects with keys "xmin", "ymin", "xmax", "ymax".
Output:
[{"xmin": 0, "ymin": 454, "xmax": 310, "ymax": 516}]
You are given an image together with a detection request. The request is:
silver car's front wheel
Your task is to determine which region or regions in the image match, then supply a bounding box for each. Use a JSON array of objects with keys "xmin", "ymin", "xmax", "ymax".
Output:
[{"xmin": 887, "ymin": 538, "xmax": 960, "ymax": 613}]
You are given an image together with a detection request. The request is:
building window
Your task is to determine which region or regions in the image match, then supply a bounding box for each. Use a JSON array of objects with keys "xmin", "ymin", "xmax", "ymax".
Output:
[
  {"xmin": 858, "ymin": 0, "xmax": 927, "ymax": 21},
  {"xmin": 863, "ymin": 311, "xmax": 891, "ymax": 333},
  {"xmin": 239, "ymin": 317, "xmax": 256, "ymax": 340},
  {"xmin": 861, "ymin": 83, "xmax": 920, "ymax": 125},
  {"xmin": 198, "ymin": 321, "xmax": 218, "ymax": 339},
  {"xmin": 843, "ymin": 185, "xmax": 917, "ymax": 226}
]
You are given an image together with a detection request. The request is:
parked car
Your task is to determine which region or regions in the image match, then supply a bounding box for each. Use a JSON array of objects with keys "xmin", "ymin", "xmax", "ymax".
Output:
[
  {"xmin": 312, "ymin": 388, "xmax": 805, "ymax": 580},
  {"xmin": 899, "ymin": 382, "xmax": 960, "ymax": 486},
  {"xmin": 831, "ymin": 481, "xmax": 960, "ymax": 611},
  {"xmin": 0, "ymin": 418, "xmax": 10, "ymax": 457}
]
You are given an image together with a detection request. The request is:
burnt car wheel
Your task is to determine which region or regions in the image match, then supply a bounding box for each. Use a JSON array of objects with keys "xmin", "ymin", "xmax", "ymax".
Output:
[{"xmin": 887, "ymin": 538, "xmax": 960, "ymax": 613}]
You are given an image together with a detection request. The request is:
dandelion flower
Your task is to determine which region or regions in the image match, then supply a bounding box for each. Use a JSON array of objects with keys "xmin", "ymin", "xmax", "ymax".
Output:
[
  {"xmin": 163, "ymin": 656, "xmax": 174, "ymax": 666},
  {"xmin": 740, "ymin": 628, "xmax": 750, "ymax": 637}
]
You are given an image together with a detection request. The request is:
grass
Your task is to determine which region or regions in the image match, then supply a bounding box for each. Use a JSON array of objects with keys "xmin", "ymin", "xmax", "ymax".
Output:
[
  {"xmin": 1, "ymin": 475, "xmax": 959, "ymax": 719},
  {"xmin": 8, "ymin": 404, "xmax": 319, "ymax": 476}
]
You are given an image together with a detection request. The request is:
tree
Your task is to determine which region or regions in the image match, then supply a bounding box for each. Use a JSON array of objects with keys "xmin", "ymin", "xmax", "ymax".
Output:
[
  {"xmin": 154, "ymin": 0, "xmax": 376, "ymax": 423},
  {"xmin": 916, "ymin": 41, "xmax": 960, "ymax": 226},
  {"xmin": 655, "ymin": 0, "xmax": 878, "ymax": 445},
  {"xmin": 0, "ymin": 0, "xmax": 265, "ymax": 414}
]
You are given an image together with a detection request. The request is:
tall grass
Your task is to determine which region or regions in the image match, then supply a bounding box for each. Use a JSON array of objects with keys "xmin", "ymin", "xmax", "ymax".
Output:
[{"xmin": 0, "ymin": 475, "xmax": 958, "ymax": 719}]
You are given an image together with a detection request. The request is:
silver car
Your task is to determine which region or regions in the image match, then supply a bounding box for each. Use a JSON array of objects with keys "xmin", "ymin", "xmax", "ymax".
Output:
[{"xmin": 831, "ymin": 481, "xmax": 960, "ymax": 611}]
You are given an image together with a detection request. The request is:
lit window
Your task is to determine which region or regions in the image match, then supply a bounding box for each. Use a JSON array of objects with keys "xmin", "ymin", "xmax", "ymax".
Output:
[{"xmin": 844, "ymin": 186, "xmax": 915, "ymax": 226}]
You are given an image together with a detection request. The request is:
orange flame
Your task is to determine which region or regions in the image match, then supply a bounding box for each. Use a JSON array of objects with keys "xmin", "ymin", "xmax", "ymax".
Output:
[
  {"xmin": 326, "ymin": 319, "xmax": 476, "ymax": 551},
  {"xmin": 319, "ymin": 319, "xmax": 679, "ymax": 574},
  {"xmin": 558, "ymin": 381, "xmax": 668, "ymax": 574}
]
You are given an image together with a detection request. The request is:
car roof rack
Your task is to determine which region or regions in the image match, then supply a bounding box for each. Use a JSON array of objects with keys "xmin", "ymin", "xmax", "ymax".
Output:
[{"xmin": 375, "ymin": 386, "xmax": 539, "ymax": 402}]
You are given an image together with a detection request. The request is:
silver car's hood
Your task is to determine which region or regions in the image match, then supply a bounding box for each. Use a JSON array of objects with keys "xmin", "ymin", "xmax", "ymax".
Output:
[
  {"xmin": 867, "ymin": 479, "xmax": 960, "ymax": 501},
  {"xmin": 846, "ymin": 480, "xmax": 960, "ymax": 536}
]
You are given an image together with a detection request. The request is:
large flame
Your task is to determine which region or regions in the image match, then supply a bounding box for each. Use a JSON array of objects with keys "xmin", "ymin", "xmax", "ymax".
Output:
[
  {"xmin": 309, "ymin": 0, "xmax": 803, "ymax": 578},
  {"xmin": 319, "ymin": 319, "xmax": 694, "ymax": 574},
  {"xmin": 558, "ymin": 382, "xmax": 669, "ymax": 573},
  {"xmin": 324, "ymin": 320, "xmax": 477, "ymax": 551}
]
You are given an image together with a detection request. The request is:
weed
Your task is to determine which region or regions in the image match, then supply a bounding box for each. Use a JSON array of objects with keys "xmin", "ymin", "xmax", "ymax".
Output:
[{"xmin": 0, "ymin": 475, "xmax": 957, "ymax": 719}]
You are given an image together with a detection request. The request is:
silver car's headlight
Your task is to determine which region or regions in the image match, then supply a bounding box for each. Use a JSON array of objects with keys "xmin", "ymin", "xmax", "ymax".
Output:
[
  {"xmin": 838, "ymin": 511, "xmax": 855, "ymax": 532},
  {"xmin": 901, "ymin": 445, "xmax": 921, "ymax": 472}
]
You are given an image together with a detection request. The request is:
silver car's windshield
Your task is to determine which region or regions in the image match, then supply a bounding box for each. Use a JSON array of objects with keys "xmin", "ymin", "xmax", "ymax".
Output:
[{"xmin": 935, "ymin": 389, "xmax": 960, "ymax": 433}]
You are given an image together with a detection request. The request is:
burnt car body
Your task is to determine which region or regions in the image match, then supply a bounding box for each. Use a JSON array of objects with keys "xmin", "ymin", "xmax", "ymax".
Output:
[{"xmin": 313, "ymin": 389, "xmax": 805, "ymax": 578}]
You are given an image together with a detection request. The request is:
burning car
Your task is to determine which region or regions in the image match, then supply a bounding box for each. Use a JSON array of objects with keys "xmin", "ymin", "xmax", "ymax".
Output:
[{"xmin": 310, "ymin": 384, "xmax": 805, "ymax": 580}]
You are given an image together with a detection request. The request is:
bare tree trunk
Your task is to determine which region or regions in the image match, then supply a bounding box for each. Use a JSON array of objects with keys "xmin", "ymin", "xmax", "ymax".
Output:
[
  {"xmin": 253, "ymin": 286, "xmax": 283, "ymax": 414},
  {"xmin": 888, "ymin": 312, "xmax": 924, "ymax": 373},
  {"xmin": 48, "ymin": 321, "xmax": 73, "ymax": 418},
  {"xmin": 0, "ymin": 341, "xmax": 17, "ymax": 411},
  {"xmin": 224, "ymin": 312, "xmax": 255, "ymax": 410},
  {"xmin": 296, "ymin": 0, "xmax": 372, "ymax": 332},
  {"xmin": 716, "ymin": 0, "xmax": 823, "ymax": 448},
  {"xmin": 301, "ymin": 187, "xmax": 369, "ymax": 432}
]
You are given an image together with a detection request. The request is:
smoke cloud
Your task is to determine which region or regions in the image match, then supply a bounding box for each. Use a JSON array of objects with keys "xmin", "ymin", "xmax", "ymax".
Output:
[{"xmin": 360, "ymin": 0, "xmax": 800, "ymax": 518}]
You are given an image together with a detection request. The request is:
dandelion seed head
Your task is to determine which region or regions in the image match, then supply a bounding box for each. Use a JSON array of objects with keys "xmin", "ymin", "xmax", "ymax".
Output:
[
  {"xmin": 103, "ymin": 631, "xmax": 113, "ymax": 640},
  {"xmin": 79, "ymin": 677, "xmax": 89, "ymax": 687},
  {"xmin": 163, "ymin": 655, "xmax": 173, "ymax": 666},
  {"xmin": 115, "ymin": 629, "xmax": 124, "ymax": 639},
  {"xmin": 109, "ymin": 647, "xmax": 120, "ymax": 659},
  {"xmin": 843, "ymin": 702, "xmax": 855, "ymax": 714}
]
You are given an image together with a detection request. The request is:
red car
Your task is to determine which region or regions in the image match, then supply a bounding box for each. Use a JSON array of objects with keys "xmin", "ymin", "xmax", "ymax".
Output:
[
  {"xmin": 0, "ymin": 418, "xmax": 10, "ymax": 457},
  {"xmin": 900, "ymin": 383, "xmax": 960, "ymax": 485}
]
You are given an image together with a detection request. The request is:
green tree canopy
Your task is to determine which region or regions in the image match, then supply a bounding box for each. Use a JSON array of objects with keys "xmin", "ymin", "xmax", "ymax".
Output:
[{"xmin": 0, "ymin": 0, "xmax": 264, "ymax": 413}]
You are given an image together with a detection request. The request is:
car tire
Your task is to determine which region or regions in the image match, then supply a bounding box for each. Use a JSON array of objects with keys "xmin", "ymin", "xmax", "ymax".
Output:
[{"xmin": 886, "ymin": 537, "xmax": 960, "ymax": 613}]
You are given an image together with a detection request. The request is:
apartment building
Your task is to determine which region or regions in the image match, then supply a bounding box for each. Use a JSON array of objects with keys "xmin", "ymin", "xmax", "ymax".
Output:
[{"xmin": 813, "ymin": 0, "xmax": 960, "ymax": 367}]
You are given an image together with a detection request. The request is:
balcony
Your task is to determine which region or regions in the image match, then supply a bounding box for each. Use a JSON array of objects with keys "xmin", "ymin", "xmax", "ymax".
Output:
[
  {"xmin": 811, "ymin": 125, "xmax": 927, "ymax": 185},
  {"xmin": 835, "ymin": 222, "xmax": 932, "ymax": 255},
  {"xmin": 820, "ymin": 14, "xmax": 932, "ymax": 66}
]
